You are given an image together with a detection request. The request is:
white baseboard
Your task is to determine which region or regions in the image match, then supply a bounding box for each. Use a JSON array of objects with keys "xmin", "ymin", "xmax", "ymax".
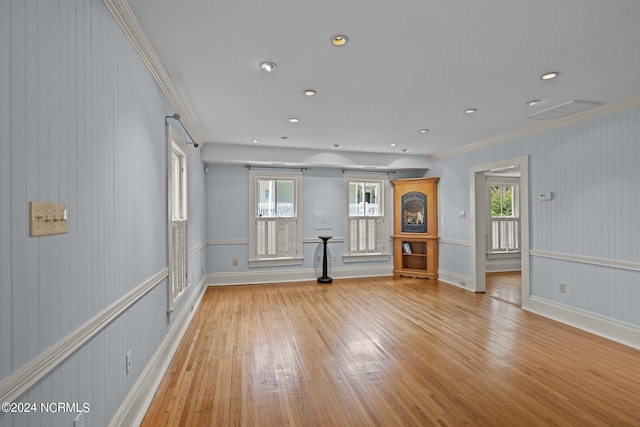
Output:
[
  {"xmin": 440, "ymin": 267, "xmax": 640, "ymax": 350},
  {"xmin": 524, "ymin": 296, "xmax": 640, "ymax": 351},
  {"xmin": 0, "ymin": 268, "xmax": 168, "ymax": 404},
  {"xmin": 207, "ymin": 265, "xmax": 393, "ymax": 286},
  {"xmin": 108, "ymin": 276, "xmax": 208, "ymax": 427},
  {"xmin": 106, "ymin": 265, "xmax": 640, "ymax": 427},
  {"xmin": 437, "ymin": 269, "xmax": 472, "ymax": 291}
]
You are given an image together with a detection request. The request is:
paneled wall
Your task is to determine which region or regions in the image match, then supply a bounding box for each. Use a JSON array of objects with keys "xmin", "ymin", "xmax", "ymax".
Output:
[
  {"xmin": 429, "ymin": 106, "xmax": 640, "ymax": 330},
  {"xmin": 205, "ymin": 166, "xmax": 419, "ymax": 282},
  {"xmin": 0, "ymin": 0, "xmax": 206, "ymax": 426}
]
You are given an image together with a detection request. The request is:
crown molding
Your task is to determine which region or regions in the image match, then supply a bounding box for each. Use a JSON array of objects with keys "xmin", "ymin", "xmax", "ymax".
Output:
[
  {"xmin": 430, "ymin": 94, "xmax": 640, "ymax": 161},
  {"xmin": 103, "ymin": 0, "xmax": 203, "ymax": 146}
]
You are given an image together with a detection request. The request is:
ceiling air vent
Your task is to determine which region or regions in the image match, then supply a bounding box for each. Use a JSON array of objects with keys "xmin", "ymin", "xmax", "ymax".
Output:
[{"xmin": 527, "ymin": 100, "xmax": 602, "ymax": 120}]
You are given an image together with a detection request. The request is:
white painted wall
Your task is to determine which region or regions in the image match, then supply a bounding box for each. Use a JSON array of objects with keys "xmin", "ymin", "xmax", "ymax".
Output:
[
  {"xmin": 0, "ymin": 0, "xmax": 206, "ymax": 425},
  {"xmin": 429, "ymin": 106, "xmax": 640, "ymax": 342}
]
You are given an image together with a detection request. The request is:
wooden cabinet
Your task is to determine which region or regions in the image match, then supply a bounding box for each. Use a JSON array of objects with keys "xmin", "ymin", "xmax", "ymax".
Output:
[{"xmin": 391, "ymin": 177, "xmax": 439, "ymax": 279}]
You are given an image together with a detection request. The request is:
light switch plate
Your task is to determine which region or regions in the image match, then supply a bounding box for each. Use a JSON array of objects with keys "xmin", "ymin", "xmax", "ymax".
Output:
[{"xmin": 29, "ymin": 201, "xmax": 68, "ymax": 237}]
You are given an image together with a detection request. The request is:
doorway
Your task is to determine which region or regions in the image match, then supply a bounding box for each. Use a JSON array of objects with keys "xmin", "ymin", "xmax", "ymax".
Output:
[
  {"xmin": 469, "ymin": 156, "xmax": 530, "ymax": 308},
  {"xmin": 486, "ymin": 271, "xmax": 522, "ymax": 306}
]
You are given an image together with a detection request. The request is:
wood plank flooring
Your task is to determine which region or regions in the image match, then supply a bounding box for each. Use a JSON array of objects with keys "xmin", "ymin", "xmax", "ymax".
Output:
[
  {"xmin": 486, "ymin": 271, "xmax": 521, "ymax": 306},
  {"xmin": 142, "ymin": 276, "xmax": 640, "ymax": 426}
]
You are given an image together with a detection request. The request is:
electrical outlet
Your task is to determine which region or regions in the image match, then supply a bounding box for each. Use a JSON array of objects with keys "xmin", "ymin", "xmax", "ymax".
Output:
[
  {"xmin": 460, "ymin": 281, "xmax": 467, "ymax": 287},
  {"xmin": 73, "ymin": 412, "xmax": 85, "ymax": 427},
  {"xmin": 559, "ymin": 283, "xmax": 566, "ymax": 293},
  {"xmin": 232, "ymin": 258, "xmax": 238, "ymax": 266},
  {"xmin": 126, "ymin": 350, "xmax": 132, "ymax": 374}
]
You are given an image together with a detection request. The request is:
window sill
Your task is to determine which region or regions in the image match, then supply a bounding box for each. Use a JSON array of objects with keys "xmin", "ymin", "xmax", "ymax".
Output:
[
  {"xmin": 248, "ymin": 257, "xmax": 304, "ymax": 268},
  {"xmin": 343, "ymin": 253, "xmax": 390, "ymax": 263}
]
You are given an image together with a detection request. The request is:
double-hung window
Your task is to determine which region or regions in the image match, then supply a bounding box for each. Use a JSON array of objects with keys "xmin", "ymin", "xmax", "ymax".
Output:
[
  {"xmin": 344, "ymin": 174, "xmax": 389, "ymax": 261},
  {"xmin": 488, "ymin": 178, "xmax": 520, "ymax": 253},
  {"xmin": 249, "ymin": 170, "xmax": 303, "ymax": 267},
  {"xmin": 167, "ymin": 126, "xmax": 189, "ymax": 312}
]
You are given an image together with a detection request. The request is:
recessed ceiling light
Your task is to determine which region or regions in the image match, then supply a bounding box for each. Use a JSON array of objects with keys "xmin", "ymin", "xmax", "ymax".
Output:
[
  {"xmin": 527, "ymin": 100, "xmax": 541, "ymax": 106},
  {"xmin": 465, "ymin": 108, "xmax": 477, "ymax": 114},
  {"xmin": 252, "ymin": 139, "xmax": 259, "ymax": 143},
  {"xmin": 281, "ymin": 136, "xmax": 288, "ymax": 140},
  {"xmin": 541, "ymin": 71, "xmax": 559, "ymax": 80},
  {"xmin": 304, "ymin": 89, "xmax": 317, "ymax": 97},
  {"xmin": 333, "ymin": 144, "xmax": 340, "ymax": 148},
  {"xmin": 390, "ymin": 143, "xmax": 398, "ymax": 147},
  {"xmin": 259, "ymin": 61, "xmax": 277, "ymax": 72},
  {"xmin": 419, "ymin": 129, "xmax": 429, "ymax": 133},
  {"xmin": 288, "ymin": 118, "xmax": 300, "ymax": 123},
  {"xmin": 331, "ymin": 34, "xmax": 349, "ymax": 47}
]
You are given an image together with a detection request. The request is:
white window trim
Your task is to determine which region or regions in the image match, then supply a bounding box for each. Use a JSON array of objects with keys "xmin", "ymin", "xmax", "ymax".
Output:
[
  {"xmin": 167, "ymin": 125, "xmax": 190, "ymax": 313},
  {"xmin": 343, "ymin": 173, "xmax": 390, "ymax": 262},
  {"xmin": 487, "ymin": 176, "xmax": 520, "ymax": 255},
  {"xmin": 248, "ymin": 169, "xmax": 304, "ymax": 267}
]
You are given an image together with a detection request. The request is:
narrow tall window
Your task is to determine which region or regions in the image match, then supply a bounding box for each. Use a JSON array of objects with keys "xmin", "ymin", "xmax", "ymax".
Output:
[
  {"xmin": 344, "ymin": 174, "xmax": 389, "ymax": 259},
  {"xmin": 167, "ymin": 127, "xmax": 189, "ymax": 311},
  {"xmin": 249, "ymin": 170, "xmax": 303, "ymax": 266},
  {"xmin": 488, "ymin": 179, "xmax": 520, "ymax": 253}
]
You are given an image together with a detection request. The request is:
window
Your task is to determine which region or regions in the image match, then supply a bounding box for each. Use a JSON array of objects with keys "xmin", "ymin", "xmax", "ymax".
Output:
[
  {"xmin": 488, "ymin": 179, "xmax": 520, "ymax": 253},
  {"xmin": 344, "ymin": 174, "xmax": 389, "ymax": 261},
  {"xmin": 249, "ymin": 170, "xmax": 303, "ymax": 266},
  {"xmin": 167, "ymin": 127, "xmax": 189, "ymax": 312}
]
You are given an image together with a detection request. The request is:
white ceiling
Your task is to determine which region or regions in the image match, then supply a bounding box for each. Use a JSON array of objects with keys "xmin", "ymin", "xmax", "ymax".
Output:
[{"xmin": 127, "ymin": 0, "xmax": 640, "ymax": 160}]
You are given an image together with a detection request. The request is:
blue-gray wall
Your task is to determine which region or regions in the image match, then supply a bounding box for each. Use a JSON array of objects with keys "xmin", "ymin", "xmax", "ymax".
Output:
[
  {"xmin": 430, "ymin": 107, "xmax": 640, "ymax": 327},
  {"xmin": 2, "ymin": 1, "xmax": 639, "ymax": 426},
  {"xmin": 205, "ymin": 166, "xmax": 419, "ymax": 281},
  {"xmin": 0, "ymin": 0, "xmax": 206, "ymax": 426}
]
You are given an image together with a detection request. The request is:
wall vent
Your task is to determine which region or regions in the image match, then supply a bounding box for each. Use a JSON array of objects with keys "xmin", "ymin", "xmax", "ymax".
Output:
[{"xmin": 527, "ymin": 100, "xmax": 602, "ymax": 120}]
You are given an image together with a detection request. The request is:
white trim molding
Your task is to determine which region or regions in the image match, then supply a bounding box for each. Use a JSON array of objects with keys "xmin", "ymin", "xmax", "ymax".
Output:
[
  {"xmin": 525, "ymin": 297, "xmax": 640, "ymax": 351},
  {"xmin": 207, "ymin": 265, "xmax": 393, "ymax": 286},
  {"xmin": 303, "ymin": 237, "xmax": 345, "ymax": 244},
  {"xmin": 189, "ymin": 240, "xmax": 209, "ymax": 256},
  {"xmin": 108, "ymin": 275, "xmax": 208, "ymax": 427},
  {"xmin": 440, "ymin": 238, "xmax": 471, "ymax": 247},
  {"xmin": 530, "ymin": 250, "xmax": 640, "ymax": 272},
  {"xmin": 207, "ymin": 239, "xmax": 249, "ymax": 246},
  {"xmin": 0, "ymin": 268, "xmax": 168, "ymax": 404},
  {"xmin": 470, "ymin": 156, "xmax": 530, "ymax": 294},
  {"xmin": 431, "ymin": 94, "xmax": 640, "ymax": 160},
  {"xmin": 0, "ymin": 239, "xmax": 210, "ymax": 405},
  {"xmin": 206, "ymin": 238, "xmax": 347, "ymax": 246},
  {"xmin": 438, "ymin": 269, "xmax": 472, "ymax": 291},
  {"xmin": 103, "ymin": 0, "xmax": 203, "ymax": 146}
]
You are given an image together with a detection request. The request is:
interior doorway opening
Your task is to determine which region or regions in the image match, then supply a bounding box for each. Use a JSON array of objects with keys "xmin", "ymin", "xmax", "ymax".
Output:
[
  {"xmin": 470, "ymin": 156, "xmax": 530, "ymax": 308},
  {"xmin": 486, "ymin": 271, "xmax": 521, "ymax": 306}
]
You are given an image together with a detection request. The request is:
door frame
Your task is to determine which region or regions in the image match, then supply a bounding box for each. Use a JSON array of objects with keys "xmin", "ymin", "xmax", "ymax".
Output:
[{"xmin": 469, "ymin": 155, "xmax": 530, "ymax": 307}]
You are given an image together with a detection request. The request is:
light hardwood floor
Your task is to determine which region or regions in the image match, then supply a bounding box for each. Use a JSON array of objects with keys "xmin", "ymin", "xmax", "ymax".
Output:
[
  {"xmin": 486, "ymin": 271, "xmax": 521, "ymax": 306},
  {"xmin": 142, "ymin": 276, "xmax": 640, "ymax": 426}
]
